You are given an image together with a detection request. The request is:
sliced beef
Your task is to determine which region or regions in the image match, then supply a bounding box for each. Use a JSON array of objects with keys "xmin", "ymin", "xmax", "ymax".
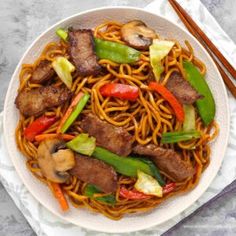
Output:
[
  {"xmin": 80, "ymin": 113, "xmax": 133, "ymax": 156},
  {"xmin": 15, "ymin": 85, "xmax": 72, "ymax": 117},
  {"xmin": 31, "ymin": 60, "xmax": 55, "ymax": 84},
  {"xmin": 166, "ymin": 72, "xmax": 203, "ymax": 104},
  {"xmin": 133, "ymin": 144, "xmax": 195, "ymax": 182},
  {"xmin": 68, "ymin": 29, "xmax": 101, "ymax": 76},
  {"xmin": 69, "ymin": 154, "xmax": 117, "ymax": 193}
]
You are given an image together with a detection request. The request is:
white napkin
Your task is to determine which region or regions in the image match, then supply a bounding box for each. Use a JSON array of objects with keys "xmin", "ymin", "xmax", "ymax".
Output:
[{"xmin": 1, "ymin": 0, "xmax": 236, "ymax": 235}]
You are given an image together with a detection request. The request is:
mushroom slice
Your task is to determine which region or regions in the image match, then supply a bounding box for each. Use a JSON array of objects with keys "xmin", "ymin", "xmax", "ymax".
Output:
[
  {"xmin": 37, "ymin": 139, "xmax": 75, "ymax": 183},
  {"xmin": 52, "ymin": 149, "xmax": 75, "ymax": 172},
  {"xmin": 121, "ymin": 20, "xmax": 157, "ymax": 50}
]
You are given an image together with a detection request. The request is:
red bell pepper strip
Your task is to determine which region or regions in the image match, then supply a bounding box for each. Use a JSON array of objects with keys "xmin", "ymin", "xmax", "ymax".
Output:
[
  {"xmin": 149, "ymin": 82, "xmax": 185, "ymax": 122},
  {"xmin": 163, "ymin": 183, "xmax": 176, "ymax": 194},
  {"xmin": 100, "ymin": 83, "xmax": 139, "ymax": 101},
  {"xmin": 24, "ymin": 115, "xmax": 57, "ymax": 142},
  {"xmin": 119, "ymin": 187, "xmax": 151, "ymax": 200}
]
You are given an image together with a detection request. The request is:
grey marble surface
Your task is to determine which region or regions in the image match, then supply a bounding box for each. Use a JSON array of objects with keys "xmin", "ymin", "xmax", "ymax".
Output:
[{"xmin": 0, "ymin": 0, "xmax": 236, "ymax": 235}]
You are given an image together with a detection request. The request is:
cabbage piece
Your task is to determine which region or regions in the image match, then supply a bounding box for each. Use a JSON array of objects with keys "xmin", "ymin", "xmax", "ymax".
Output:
[
  {"xmin": 150, "ymin": 39, "xmax": 175, "ymax": 81},
  {"xmin": 52, "ymin": 57, "xmax": 75, "ymax": 89},
  {"xmin": 66, "ymin": 133, "xmax": 96, "ymax": 156},
  {"xmin": 56, "ymin": 28, "xmax": 68, "ymax": 41},
  {"xmin": 134, "ymin": 170, "xmax": 163, "ymax": 197}
]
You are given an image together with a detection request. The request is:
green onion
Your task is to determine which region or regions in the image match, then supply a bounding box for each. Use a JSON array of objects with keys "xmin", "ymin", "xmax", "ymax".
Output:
[
  {"xmin": 183, "ymin": 104, "xmax": 195, "ymax": 131},
  {"xmin": 136, "ymin": 157, "xmax": 165, "ymax": 186},
  {"xmin": 84, "ymin": 184, "xmax": 116, "ymax": 205},
  {"xmin": 61, "ymin": 93, "xmax": 90, "ymax": 133},
  {"xmin": 161, "ymin": 130, "xmax": 201, "ymax": 143}
]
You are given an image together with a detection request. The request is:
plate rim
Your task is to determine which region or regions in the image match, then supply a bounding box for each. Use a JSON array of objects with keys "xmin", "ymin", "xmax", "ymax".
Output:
[{"xmin": 3, "ymin": 6, "xmax": 230, "ymax": 233}]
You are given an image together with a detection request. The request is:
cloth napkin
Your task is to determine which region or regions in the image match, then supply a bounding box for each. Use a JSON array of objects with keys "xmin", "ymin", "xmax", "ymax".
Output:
[{"xmin": 1, "ymin": 0, "xmax": 236, "ymax": 235}]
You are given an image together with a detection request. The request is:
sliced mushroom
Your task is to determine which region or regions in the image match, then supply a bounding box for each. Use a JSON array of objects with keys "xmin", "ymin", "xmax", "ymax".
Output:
[
  {"xmin": 121, "ymin": 20, "xmax": 157, "ymax": 50},
  {"xmin": 37, "ymin": 139, "xmax": 75, "ymax": 183}
]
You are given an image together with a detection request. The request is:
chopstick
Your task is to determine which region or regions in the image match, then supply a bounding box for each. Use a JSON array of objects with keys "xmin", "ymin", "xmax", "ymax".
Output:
[{"xmin": 168, "ymin": 0, "xmax": 236, "ymax": 98}]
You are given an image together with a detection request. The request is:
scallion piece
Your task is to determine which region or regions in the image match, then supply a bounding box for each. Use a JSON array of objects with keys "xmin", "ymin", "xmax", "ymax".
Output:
[
  {"xmin": 161, "ymin": 130, "xmax": 201, "ymax": 143},
  {"xmin": 61, "ymin": 93, "xmax": 90, "ymax": 133}
]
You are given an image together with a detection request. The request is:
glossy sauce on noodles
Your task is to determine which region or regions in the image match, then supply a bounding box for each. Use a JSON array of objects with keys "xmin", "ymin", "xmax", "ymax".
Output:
[{"xmin": 15, "ymin": 21, "xmax": 218, "ymax": 220}]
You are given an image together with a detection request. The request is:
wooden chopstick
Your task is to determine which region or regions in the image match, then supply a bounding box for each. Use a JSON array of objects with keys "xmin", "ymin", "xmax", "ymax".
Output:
[
  {"xmin": 168, "ymin": 0, "xmax": 236, "ymax": 79},
  {"xmin": 168, "ymin": 0, "xmax": 236, "ymax": 97}
]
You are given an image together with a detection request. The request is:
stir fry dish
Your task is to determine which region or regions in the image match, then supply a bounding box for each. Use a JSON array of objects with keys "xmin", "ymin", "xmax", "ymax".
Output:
[{"xmin": 15, "ymin": 20, "xmax": 218, "ymax": 220}]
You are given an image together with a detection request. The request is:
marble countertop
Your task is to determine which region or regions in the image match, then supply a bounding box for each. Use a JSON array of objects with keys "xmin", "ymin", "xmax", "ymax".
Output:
[{"xmin": 0, "ymin": 0, "xmax": 236, "ymax": 235}]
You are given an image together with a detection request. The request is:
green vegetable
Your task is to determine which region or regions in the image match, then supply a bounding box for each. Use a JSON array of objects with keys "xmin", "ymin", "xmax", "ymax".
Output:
[
  {"xmin": 84, "ymin": 184, "xmax": 116, "ymax": 205},
  {"xmin": 52, "ymin": 57, "xmax": 75, "ymax": 89},
  {"xmin": 183, "ymin": 104, "xmax": 195, "ymax": 131},
  {"xmin": 56, "ymin": 28, "xmax": 68, "ymax": 41},
  {"xmin": 67, "ymin": 136, "xmax": 165, "ymax": 184},
  {"xmin": 183, "ymin": 61, "xmax": 215, "ymax": 125},
  {"xmin": 92, "ymin": 147, "xmax": 158, "ymax": 178},
  {"xmin": 61, "ymin": 93, "xmax": 90, "ymax": 133},
  {"xmin": 94, "ymin": 38, "xmax": 141, "ymax": 63},
  {"xmin": 136, "ymin": 157, "xmax": 165, "ymax": 186},
  {"xmin": 161, "ymin": 130, "xmax": 201, "ymax": 143},
  {"xmin": 55, "ymin": 30, "xmax": 141, "ymax": 64},
  {"xmin": 134, "ymin": 170, "xmax": 163, "ymax": 197},
  {"xmin": 150, "ymin": 39, "xmax": 175, "ymax": 81},
  {"xmin": 66, "ymin": 133, "xmax": 96, "ymax": 156}
]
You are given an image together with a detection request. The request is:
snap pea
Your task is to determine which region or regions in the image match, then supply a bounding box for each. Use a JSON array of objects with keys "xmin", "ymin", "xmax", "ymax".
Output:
[
  {"xmin": 94, "ymin": 38, "xmax": 141, "ymax": 63},
  {"xmin": 92, "ymin": 147, "xmax": 165, "ymax": 185},
  {"xmin": 183, "ymin": 61, "xmax": 215, "ymax": 126}
]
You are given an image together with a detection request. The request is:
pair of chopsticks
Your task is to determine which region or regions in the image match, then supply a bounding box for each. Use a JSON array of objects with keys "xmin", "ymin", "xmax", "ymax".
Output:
[{"xmin": 168, "ymin": 0, "xmax": 236, "ymax": 98}]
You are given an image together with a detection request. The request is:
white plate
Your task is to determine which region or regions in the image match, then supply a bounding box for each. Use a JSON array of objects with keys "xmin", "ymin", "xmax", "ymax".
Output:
[{"xmin": 3, "ymin": 6, "xmax": 230, "ymax": 233}]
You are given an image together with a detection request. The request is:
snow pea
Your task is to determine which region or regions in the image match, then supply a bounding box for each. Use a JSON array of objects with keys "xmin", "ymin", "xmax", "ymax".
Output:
[{"xmin": 183, "ymin": 61, "xmax": 215, "ymax": 125}]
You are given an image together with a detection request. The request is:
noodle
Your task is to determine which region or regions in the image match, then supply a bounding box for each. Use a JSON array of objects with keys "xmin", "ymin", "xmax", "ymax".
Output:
[{"xmin": 15, "ymin": 21, "xmax": 218, "ymax": 220}]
